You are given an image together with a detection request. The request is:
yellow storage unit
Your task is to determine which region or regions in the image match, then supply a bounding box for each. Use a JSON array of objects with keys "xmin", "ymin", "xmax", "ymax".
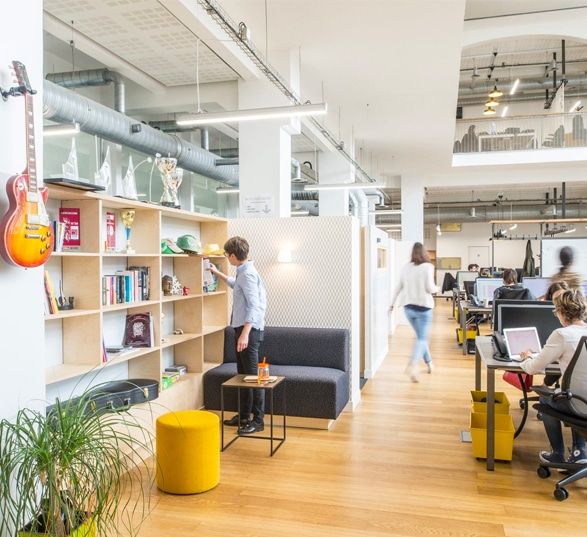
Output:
[
  {"xmin": 471, "ymin": 390, "xmax": 510, "ymax": 414},
  {"xmin": 470, "ymin": 412, "xmax": 515, "ymax": 461}
]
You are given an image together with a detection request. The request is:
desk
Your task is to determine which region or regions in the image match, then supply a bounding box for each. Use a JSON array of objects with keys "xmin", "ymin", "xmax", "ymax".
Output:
[
  {"xmin": 475, "ymin": 336, "xmax": 560, "ymax": 470},
  {"xmin": 459, "ymin": 300, "xmax": 491, "ymax": 355},
  {"xmin": 478, "ymin": 132, "xmax": 537, "ymax": 152},
  {"xmin": 221, "ymin": 374, "xmax": 286, "ymax": 456}
]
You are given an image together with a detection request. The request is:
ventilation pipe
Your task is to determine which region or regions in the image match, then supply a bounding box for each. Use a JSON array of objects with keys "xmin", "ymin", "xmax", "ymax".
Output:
[
  {"xmin": 43, "ymin": 80, "xmax": 239, "ymax": 185},
  {"xmin": 46, "ymin": 68, "xmax": 127, "ymax": 114},
  {"xmin": 349, "ymin": 189, "xmax": 369, "ymax": 226},
  {"xmin": 148, "ymin": 120, "xmax": 210, "ymax": 150}
]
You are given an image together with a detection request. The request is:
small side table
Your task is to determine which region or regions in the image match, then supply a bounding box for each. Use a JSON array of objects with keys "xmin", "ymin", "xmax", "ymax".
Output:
[{"xmin": 221, "ymin": 374, "xmax": 286, "ymax": 456}]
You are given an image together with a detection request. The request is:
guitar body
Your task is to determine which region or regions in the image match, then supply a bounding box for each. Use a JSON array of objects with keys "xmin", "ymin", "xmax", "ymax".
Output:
[{"xmin": 0, "ymin": 171, "xmax": 53, "ymax": 268}]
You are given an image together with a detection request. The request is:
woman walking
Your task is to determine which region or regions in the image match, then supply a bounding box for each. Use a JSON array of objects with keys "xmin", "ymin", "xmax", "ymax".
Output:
[{"xmin": 390, "ymin": 242, "xmax": 439, "ymax": 382}]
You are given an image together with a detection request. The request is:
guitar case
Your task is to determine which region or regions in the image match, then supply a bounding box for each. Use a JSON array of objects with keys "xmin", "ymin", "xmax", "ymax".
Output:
[{"xmin": 47, "ymin": 378, "xmax": 159, "ymax": 417}]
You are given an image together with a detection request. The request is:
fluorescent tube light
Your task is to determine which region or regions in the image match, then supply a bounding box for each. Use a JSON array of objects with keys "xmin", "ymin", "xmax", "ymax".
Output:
[
  {"xmin": 371, "ymin": 209, "xmax": 404, "ymax": 215},
  {"xmin": 43, "ymin": 122, "xmax": 80, "ymax": 137},
  {"xmin": 509, "ymin": 79, "xmax": 520, "ymax": 95},
  {"xmin": 177, "ymin": 103, "xmax": 327, "ymax": 126},
  {"xmin": 304, "ymin": 182, "xmax": 385, "ymax": 192},
  {"xmin": 501, "ymin": 106, "xmax": 508, "ymax": 118},
  {"xmin": 570, "ymin": 100, "xmax": 582, "ymax": 113},
  {"xmin": 216, "ymin": 187, "xmax": 240, "ymax": 194}
]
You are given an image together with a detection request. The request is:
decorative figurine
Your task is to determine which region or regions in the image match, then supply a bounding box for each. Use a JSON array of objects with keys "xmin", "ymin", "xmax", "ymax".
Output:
[
  {"xmin": 156, "ymin": 155, "xmax": 182, "ymax": 208},
  {"xmin": 120, "ymin": 209, "xmax": 136, "ymax": 254},
  {"xmin": 121, "ymin": 155, "xmax": 138, "ymax": 200},
  {"xmin": 162, "ymin": 275, "xmax": 173, "ymax": 296}
]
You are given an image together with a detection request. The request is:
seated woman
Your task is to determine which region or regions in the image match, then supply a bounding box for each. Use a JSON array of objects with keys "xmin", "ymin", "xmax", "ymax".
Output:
[
  {"xmin": 493, "ymin": 268, "xmax": 535, "ymax": 301},
  {"xmin": 520, "ymin": 289, "xmax": 587, "ymax": 465}
]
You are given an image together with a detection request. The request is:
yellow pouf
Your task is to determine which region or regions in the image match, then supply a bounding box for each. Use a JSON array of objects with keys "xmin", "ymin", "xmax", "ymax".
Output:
[{"xmin": 156, "ymin": 410, "xmax": 220, "ymax": 494}]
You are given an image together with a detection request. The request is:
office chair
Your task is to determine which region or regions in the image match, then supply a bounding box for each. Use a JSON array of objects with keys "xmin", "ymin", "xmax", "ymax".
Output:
[{"xmin": 532, "ymin": 336, "xmax": 587, "ymax": 501}]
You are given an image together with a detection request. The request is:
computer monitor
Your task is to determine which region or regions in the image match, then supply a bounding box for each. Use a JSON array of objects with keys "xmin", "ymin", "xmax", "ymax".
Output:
[
  {"xmin": 474, "ymin": 277, "xmax": 504, "ymax": 303},
  {"xmin": 522, "ymin": 277, "xmax": 551, "ymax": 299},
  {"xmin": 464, "ymin": 280, "xmax": 475, "ymax": 298},
  {"xmin": 456, "ymin": 271, "xmax": 479, "ymax": 290},
  {"xmin": 493, "ymin": 299, "xmax": 560, "ymax": 346}
]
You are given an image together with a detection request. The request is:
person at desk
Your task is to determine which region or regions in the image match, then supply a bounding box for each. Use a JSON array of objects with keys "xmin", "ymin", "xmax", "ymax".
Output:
[
  {"xmin": 390, "ymin": 242, "xmax": 438, "ymax": 383},
  {"xmin": 492, "ymin": 268, "xmax": 535, "ymax": 302},
  {"xmin": 468, "ymin": 263, "xmax": 480, "ymax": 273},
  {"xmin": 519, "ymin": 289, "xmax": 587, "ymax": 466}
]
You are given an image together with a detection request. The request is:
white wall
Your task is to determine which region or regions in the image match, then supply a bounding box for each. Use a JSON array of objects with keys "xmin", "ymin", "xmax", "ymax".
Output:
[
  {"xmin": 363, "ymin": 225, "xmax": 389, "ymax": 378},
  {"xmin": 0, "ymin": 0, "xmax": 46, "ymax": 418},
  {"xmin": 229, "ymin": 216, "xmax": 362, "ymax": 409}
]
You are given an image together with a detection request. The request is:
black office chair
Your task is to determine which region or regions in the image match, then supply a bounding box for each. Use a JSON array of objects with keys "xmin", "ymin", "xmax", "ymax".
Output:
[{"xmin": 532, "ymin": 336, "xmax": 587, "ymax": 501}]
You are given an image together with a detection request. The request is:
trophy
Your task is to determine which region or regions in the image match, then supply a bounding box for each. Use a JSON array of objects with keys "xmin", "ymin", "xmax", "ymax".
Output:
[
  {"xmin": 120, "ymin": 209, "xmax": 136, "ymax": 254},
  {"xmin": 156, "ymin": 156, "xmax": 180, "ymax": 208}
]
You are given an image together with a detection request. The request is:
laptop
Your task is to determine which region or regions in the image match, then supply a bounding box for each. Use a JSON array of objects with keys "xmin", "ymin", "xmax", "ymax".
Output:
[{"xmin": 502, "ymin": 327, "xmax": 542, "ymax": 362}]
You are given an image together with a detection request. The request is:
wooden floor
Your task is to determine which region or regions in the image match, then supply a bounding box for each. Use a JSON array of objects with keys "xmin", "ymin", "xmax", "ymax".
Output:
[{"xmin": 131, "ymin": 300, "xmax": 587, "ymax": 537}]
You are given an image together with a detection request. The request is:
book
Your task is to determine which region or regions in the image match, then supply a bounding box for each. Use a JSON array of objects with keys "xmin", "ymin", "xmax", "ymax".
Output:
[
  {"xmin": 59, "ymin": 207, "xmax": 81, "ymax": 249},
  {"xmin": 123, "ymin": 312, "xmax": 154, "ymax": 348},
  {"xmin": 243, "ymin": 375, "xmax": 278, "ymax": 383},
  {"xmin": 106, "ymin": 212, "xmax": 116, "ymax": 250},
  {"xmin": 44, "ymin": 270, "xmax": 59, "ymax": 314}
]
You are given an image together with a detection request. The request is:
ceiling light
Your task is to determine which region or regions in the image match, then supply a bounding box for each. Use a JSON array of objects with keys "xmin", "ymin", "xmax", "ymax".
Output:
[
  {"xmin": 43, "ymin": 122, "xmax": 80, "ymax": 137},
  {"xmin": 371, "ymin": 209, "xmax": 404, "ymax": 215},
  {"xmin": 303, "ymin": 182, "xmax": 385, "ymax": 192},
  {"xmin": 483, "ymin": 106, "xmax": 496, "ymax": 116},
  {"xmin": 509, "ymin": 223, "xmax": 517, "ymax": 230},
  {"xmin": 378, "ymin": 224, "xmax": 402, "ymax": 229},
  {"xmin": 501, "ymin": 106, "xmax": 508, "ymax": 118},
  {"xmin": 291, "ymin": 209, "xmax": 310, "ymax": 216},
  {"xmin": 570, "ymin": 100, "xmax": 583, "ymax": 113},
  {"xmin": 469, "ymin": 207, "xmax": 476, "ymax": 217},
  {"xmin": 488, "ymin": 85, "xmax": 503, "ymax": 98},
  {"xmin": 177, "ymin": 103, "xmax": 327, "ymax": 126},
  {"xmin": 471, "ymin": 67, "xmax": 480, "ymax": 79},
  {"xmin": 485, "ymin": 97, "xmax": 500, "ymax": 107},
  {"xmin": 216, "ymin": 187, "xmax": 239, "ymax": 194},
  {"xmin": 565, "ymin": 225, "xmax": 576, "ymax": 234},
  {"xmin": 509, "ymin": 79, "xmax": 520, "ymax": 95}
]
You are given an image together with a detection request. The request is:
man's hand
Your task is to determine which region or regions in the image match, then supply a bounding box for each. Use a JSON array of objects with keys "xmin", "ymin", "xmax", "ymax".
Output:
[{"xmin": 237, "ymin": 332, "xmax": 249, "ymax": 352}]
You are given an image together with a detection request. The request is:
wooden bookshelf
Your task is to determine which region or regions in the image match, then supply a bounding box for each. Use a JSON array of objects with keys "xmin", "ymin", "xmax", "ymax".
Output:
[{"xmin": 44, "ymin": 186, "xmax": 229, "ymax": 409}]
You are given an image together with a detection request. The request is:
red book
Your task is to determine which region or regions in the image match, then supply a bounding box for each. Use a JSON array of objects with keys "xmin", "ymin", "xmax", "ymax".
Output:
[
  {"xmin": 59, "ymin": 208, "xmax": 81, "ymax": 249},
  {"xmin": 106, "ymin": 212, "xmax": 116, "ymax": 250}
]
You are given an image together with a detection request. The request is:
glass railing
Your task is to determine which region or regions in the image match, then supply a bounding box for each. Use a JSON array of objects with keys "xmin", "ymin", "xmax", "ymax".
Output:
[{"xmin": 454, "ymin": 111, "xmax": 587, "ymax": 153}]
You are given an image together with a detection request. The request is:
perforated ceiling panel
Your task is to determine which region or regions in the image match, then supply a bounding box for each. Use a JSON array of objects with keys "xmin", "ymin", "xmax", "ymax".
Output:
[{"xmin": 44, "ymin": 0, "xmax": 239, "ymax": 86}]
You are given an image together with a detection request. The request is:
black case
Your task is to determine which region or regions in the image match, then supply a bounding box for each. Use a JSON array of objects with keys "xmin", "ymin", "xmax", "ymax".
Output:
[{"xmin": 47, "ymin": 378, "xmax": 159, "ymax": 416}]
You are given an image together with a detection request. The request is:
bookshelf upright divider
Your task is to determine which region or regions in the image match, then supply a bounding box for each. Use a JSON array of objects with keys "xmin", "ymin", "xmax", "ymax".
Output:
[{"xmin": 44, "ymin": 185, "xmax": 229, "ymax": 410}]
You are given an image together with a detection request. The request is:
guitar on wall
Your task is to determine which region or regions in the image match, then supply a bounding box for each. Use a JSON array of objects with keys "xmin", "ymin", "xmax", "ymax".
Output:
[{"xmin": 0, "ymin": 60, "xmax": 53, "ymax": 268}]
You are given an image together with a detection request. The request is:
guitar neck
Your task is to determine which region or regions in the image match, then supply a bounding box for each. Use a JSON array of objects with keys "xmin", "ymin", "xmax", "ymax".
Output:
[{"xmin": 25, "ymin": 93, "xmax": 38, "ymax": 194}]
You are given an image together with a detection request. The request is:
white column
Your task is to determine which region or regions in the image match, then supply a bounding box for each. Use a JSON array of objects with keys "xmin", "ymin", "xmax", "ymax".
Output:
[
  {"xmin": 237, "ymin": 50, "xmax": 301, "ymax": 218},
  {"xmin": 317, "ymin": 150, "xmax": 352, "ymax": 215},
  {"xmin": 401, "ymin": 175, "xmax": 425, "ymax": 243}
]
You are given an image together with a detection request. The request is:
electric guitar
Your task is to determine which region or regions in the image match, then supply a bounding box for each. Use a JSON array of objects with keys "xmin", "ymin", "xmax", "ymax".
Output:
[{"xmin": 0, "ymin": 61, "xmax": 53, "ymax": 268}]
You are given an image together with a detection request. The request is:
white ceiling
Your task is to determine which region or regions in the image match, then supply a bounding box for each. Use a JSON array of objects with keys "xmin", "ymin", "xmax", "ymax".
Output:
[{"xmin": 42, "ymin": 0, "xmax": 587, "ymax": 209}]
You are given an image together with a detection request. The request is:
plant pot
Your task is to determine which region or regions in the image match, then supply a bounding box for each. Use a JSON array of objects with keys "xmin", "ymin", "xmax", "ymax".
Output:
[{"xmin": 19, "ymin": 517, "xmax": 96, "ymax": 537}]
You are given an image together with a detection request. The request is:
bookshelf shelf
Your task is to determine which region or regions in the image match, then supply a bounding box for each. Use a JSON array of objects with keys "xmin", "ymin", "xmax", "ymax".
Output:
[{"xmin": 44, "ymin": 186, "xmax": 229, "ymax": 408}]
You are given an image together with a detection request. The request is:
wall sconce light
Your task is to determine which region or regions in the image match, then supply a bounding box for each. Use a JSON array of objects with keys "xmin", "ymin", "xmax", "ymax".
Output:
[
  {"xmin": 277, "ymin": 248, "xmax": 293, "ymax": 263},
  {"xmin": 177, "ymin": 103, "xmax": 327, "ymax": 126},
  {"xmin": 43, "ymin": 122, "xmax": 80, "ymax": 137}
]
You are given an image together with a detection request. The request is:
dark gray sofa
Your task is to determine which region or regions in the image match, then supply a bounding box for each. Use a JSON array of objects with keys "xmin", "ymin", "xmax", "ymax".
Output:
[{"xmin": 203, "ymin": 326, "xmax": 350, "ymax": 420}]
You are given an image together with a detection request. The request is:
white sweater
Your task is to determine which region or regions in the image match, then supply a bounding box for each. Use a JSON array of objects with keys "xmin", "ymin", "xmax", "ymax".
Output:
[{"xmin": 392, "ymin": 262, "xmax": 438, "ymax": 309}]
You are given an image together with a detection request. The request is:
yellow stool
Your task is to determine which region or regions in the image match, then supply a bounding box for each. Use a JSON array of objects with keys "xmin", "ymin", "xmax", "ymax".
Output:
[{"xmin": 156, "ymin": 410, "xmax": 220, "ymax": 494}]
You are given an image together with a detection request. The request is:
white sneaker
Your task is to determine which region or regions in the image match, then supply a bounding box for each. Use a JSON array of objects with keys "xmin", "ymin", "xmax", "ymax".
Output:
[{"xmin": 427, "ymin": 362, "xmax": 435, "ymax": 374}]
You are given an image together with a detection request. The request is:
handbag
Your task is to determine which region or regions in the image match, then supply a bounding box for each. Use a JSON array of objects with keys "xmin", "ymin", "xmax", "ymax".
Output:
[{"xmin": 502, "ymin": 371, "xmax": 533, "ymax": 391}]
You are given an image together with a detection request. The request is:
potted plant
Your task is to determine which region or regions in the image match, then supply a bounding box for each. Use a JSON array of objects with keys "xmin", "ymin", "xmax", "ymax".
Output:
[{"xmin": 0, "ymin": 384, "xmax": 156, "ymax": 537}]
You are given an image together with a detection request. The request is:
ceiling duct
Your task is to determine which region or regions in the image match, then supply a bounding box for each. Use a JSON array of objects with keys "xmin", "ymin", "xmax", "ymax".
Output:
[
  {"xmin": 46, "ymin": 68, "xmax": 126, "ymax": 114},
  {"xmin": 43, "ymin": 80, "xmax": 239, "ymax": 185}
]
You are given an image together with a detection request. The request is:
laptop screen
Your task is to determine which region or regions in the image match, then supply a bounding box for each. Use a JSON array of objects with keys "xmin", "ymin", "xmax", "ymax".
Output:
[{"xmin": 503, "ymin": 327, "xmax": 542, "ymax": 359}]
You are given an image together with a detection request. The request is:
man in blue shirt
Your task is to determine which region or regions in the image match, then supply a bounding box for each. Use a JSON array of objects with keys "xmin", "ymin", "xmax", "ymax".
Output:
[{"xmin": 208, "ymin": 236, "xmax": 267, "ymax": 434}]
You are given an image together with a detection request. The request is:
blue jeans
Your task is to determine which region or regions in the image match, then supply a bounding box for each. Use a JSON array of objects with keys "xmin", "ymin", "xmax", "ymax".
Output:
[
  {"xmin": 539, "ymin": 394, "xmax": 586, "ymax": 456},
  {"xmin": 404, "ymin": 306, "xmax": 433, "ymax": 366}
]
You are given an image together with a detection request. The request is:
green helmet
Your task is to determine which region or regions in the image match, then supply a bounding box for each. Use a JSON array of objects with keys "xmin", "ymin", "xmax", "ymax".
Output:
[{"xmin": 176, "ymin": 234, "xmax": 202, "ymax": 254}]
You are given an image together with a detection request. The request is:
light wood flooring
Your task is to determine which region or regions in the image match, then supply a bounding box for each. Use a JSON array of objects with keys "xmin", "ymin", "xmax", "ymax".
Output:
[{"xmin": 131, "ymin": 299, "xmax": 587, "ymax": 537}]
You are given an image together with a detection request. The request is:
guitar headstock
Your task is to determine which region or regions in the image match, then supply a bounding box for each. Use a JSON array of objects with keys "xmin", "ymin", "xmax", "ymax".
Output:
[{"xmin": 11, "ymin": 60, "xmax": 36, "ymax": 95}]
